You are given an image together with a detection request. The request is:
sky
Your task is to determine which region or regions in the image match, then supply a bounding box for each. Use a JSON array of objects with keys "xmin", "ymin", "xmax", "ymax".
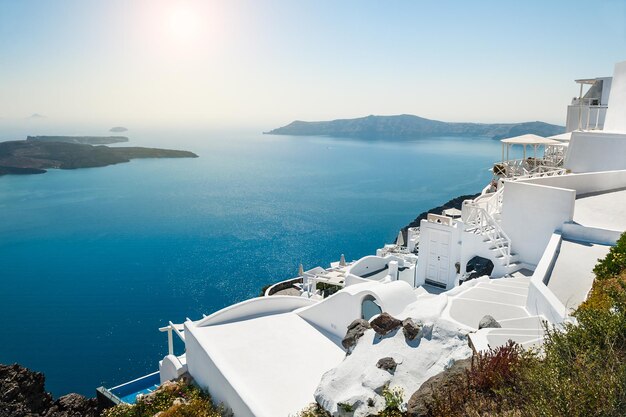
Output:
[{"xmin": 1, "ymin": 0, "xmax": 625, "ymax": 129}]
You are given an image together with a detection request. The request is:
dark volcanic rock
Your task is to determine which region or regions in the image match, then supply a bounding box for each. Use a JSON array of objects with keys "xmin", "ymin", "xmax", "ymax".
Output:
[
  {"xmin": 370, "ymin": 313, "xmax": 402, "ymax": 336},
  {"xmin": 478, "ymin": 315, "xmax": 502, "ymax": 330},
  {"xmin": 407, "ymin": 358, "xmax": 472, "ymax": 417},
  {"xmin": 0, "ymin": 363, "xmax": 97, "ymax": 417},
  {"xmin": 44, "ymin": 393, "xmax": 98, "ymax": 417},
  {"xmin": 342, "ymin": 319, "xmax": 371, "ymax": 351},
  {"xmin": 402, "ymin": 318, "xmax": 421, "ymax": 341},
  {"xmin": 376, "ymin": 357, "xmax": 397, "ymax": 373},
  {"xmin": 401, "ymin": 193, "xmax": 481, "ymax": 244}
]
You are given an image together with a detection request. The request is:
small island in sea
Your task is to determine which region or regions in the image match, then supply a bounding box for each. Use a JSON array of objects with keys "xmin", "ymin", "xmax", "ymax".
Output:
[
  {"xmin": 265, "ymin": 114, "xmax": 564, "ymax": 140},
  {"xmin": 0, "ymin": 137, "xmax": 198, "ymax": 176},
  {"xmin": 109, "ymin": 126, "xmax": 129, "ymax": 133}
]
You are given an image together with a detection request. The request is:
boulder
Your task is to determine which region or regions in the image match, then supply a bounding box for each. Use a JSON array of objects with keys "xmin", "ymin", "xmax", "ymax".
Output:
[
  {"xmin": 376, "ymin": 357, "xmax": 397, "ymax": 373},
  {"xmin": 478, "ymin": 315, "xmax": 502, "ymax": 330},
  {"xmin": 370, "ymin": 313, "xmax": 402, "ymax": 336},
  {"xmin": 402, "ymin": 318, "xmax": 421, "ymax": 341},
  {"xmin": 407, "ymin": 358, "xmax": 472, "ymax": 416},
  {"xmin": 342, "ymin": 319, "xmax": 371, "ymax": 350}
]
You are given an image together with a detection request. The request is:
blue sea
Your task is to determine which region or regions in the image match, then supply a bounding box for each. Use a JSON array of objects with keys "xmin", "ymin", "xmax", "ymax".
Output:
[{"xmin": 0, "ymin": 129, "xmax": 501, "ymax": 396}]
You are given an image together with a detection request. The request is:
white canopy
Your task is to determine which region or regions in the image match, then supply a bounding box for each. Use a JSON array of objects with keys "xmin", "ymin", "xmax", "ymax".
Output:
[
  {"xmin": 500, "ymin": 134, "xmax": 561, "ymax": 146},
  {"xmin": 547, "ymin": 132, "xmax": 572, "ymax": 142}
]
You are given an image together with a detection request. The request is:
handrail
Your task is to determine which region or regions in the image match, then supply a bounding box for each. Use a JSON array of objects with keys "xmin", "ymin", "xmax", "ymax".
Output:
[
  {"xmin": 159, "ymin": 321, "xmax": 186, "ymax": 356},
  {"xmin": 462, "ymin": 201, "xmax": 512, "ymax": 266}
]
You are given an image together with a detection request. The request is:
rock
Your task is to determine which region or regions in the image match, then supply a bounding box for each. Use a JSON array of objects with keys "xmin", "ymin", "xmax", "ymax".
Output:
[
  {"xmin": 478, "ymin": 315, "xmax": 502, "ymax": 330},
  {"xmin": 44, "ymin": 393, "xmax": 98, "ymax": 417},
  {"xmin": 0, "ymin": 363, "xmax": 98, "ymax": 417},
  {"xmin": 402, "ymin": 318, "xmax": 421, "ymax": 341},
  {"xmin": 376, "ymin": 357, "xmax": 397, "ymax": 373},
  {"xmin": 342, "ymin": 319, "xmax": 371, "ymax": 350},
  {"xmin": 370, "ymin": 313, "xmax": 402, "ymax": 336},
  {"xmin": 407, "ymin": 358, "xmax": 472, "ymax": 417}
]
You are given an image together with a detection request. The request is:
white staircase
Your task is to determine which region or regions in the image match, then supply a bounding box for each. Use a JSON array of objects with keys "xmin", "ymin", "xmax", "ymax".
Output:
[{"xmin": 462, "ymin": 193, "xmax": 519, "ymax": 271}]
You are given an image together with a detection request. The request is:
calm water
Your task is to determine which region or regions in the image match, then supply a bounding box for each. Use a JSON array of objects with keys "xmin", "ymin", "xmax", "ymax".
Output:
[{"xmin": 0, "ymin": 129, "xmax": 501, "ymax": 396}]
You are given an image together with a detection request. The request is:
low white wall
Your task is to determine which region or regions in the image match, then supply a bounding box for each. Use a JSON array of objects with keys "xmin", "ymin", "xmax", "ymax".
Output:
[
  {"xmin": 185, "ymin": 323, "xmax": 256, "ymax": 417},
  {"xmin": 348, "ymin": 255, "xmax": 404, "ymax": 278},
  {"xmin": 561, "ymin": 222, "xmax": 621, "ymax": 245},
  {"xmin": 604, "ymin": 60, "xmax": 626, "ymax": 132},
  {"xmin": 501, "ymin": 182, "xmax": 575, "ymax": 266},
  {"xmin": 196, "ymin": 296, "xmax": 316, "ymax": 327},
  {"xmin": 565, "ymin": 131, "xmax": 626, "ymax": 173},
  {"xmin": 296, "ymin": 281, "xmax": 416, "ymax": 340},
  {"xmin": 519, "ymin": 169, "xmax": 626, "ymax": 195},
  {"xmin": 525, "ymin": 233, "xmax": 569, "ymax": 323}
]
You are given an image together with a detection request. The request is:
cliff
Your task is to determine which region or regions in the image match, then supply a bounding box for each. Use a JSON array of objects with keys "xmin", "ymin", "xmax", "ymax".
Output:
[
  {"xmin": 400, "ymin": 192, "xmax": 480, "ymax": 242},
  {"xmin": 0, "ymin": 363, "xmax": 98, "ymax": 417},
  {"xmin": 266, "ymin": 114, "xmax": 564, "ymax": 140}
]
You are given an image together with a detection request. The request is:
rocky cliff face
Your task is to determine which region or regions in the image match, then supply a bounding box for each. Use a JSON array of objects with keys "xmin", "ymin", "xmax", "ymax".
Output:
[{"xmin": 0, "ymin": 363, "xmax": 99, "ymax": 417}]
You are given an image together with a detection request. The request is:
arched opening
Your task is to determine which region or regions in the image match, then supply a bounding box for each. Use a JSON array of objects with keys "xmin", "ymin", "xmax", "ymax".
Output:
[{"xmin": 361, "ymin": 295, "xmax": 382, "ymax": 321}]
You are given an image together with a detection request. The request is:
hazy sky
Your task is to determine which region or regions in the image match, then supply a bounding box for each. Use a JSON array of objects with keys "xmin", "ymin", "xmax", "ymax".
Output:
[{"xmin": 1, "ymin": 0, "xmax": 625, "ymax": 128}]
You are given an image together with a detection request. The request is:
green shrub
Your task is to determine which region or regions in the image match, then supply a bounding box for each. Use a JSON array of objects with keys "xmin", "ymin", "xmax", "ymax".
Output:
[
  {"xmin": 593, "ymin": 232, "xmax": 626, "ymax": 281},
  {"xmin": 378, "ymin": 385, "xmax": 405, "ymax": 417}
]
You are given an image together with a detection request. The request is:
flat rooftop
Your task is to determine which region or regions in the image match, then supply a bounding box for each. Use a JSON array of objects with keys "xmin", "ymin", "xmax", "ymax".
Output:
[
  {"xmin": 574, "ymin": 188, "xmax": 626, "ymax": 231},
  {"xmin": 190, "ymin": 312, "xmax": 345, "ymax": 417},
  {"xmin": 547, "ymin": 239, "xmax": 611, "ymax": 311}
]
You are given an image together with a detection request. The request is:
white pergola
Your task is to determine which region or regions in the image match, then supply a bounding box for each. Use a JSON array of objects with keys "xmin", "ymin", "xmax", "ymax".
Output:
[{"xmin": 500, "ymin": 134, "xmax": 562, "ymax": 163}]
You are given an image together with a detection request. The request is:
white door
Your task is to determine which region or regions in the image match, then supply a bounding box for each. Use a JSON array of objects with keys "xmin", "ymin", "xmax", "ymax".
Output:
[{"xmin": 425, "ymin": 230, "xmax": 451, "ymax": 286}]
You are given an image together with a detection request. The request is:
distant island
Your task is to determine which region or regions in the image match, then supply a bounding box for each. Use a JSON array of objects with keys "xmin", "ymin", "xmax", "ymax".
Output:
[
  {"xmin": 0, "ymin": 140, "xmax": 197, "ymax": 176},
  {"xmin": 27, "ymin": 135, "xmax": 129, "ymax": 145},
  {"xmin": 109, "ymin": 126, "xmax": 129, "ymax": 133},
  {"xmin": 265, "ymin": 114, "xmax": 565, "ymax": 140}
]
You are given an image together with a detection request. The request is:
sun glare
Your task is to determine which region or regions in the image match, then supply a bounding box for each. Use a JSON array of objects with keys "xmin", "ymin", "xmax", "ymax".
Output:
[{"xmin": 167, "ymin": 6, "xmax": 201, "ymax": 41}]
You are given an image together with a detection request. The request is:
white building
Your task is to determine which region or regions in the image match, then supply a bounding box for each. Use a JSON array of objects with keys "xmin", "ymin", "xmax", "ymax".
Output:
[{"xmin": 102, "ymin": 60, "xmax": 626, "ymax": 417}]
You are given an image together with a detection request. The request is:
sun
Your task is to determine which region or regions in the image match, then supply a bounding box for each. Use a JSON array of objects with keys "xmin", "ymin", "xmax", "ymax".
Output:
[{"xmin": 167, "ymin": 6, "xmax": 201, "ymax": 41}]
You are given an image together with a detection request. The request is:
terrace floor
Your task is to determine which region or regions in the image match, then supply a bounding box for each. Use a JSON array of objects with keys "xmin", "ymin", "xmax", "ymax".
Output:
[
  {"xmin": 574, "ymin": 188, "xmax": 626, "ymax": 231},
  {"xmin": 547, "ymin": 239, "xmax": 611, "ymax": 311}
]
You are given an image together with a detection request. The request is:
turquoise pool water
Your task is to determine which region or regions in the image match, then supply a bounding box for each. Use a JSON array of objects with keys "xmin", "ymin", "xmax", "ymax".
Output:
[{"xmin": 0, "ymin": 129, "xmax": 504, "ymax": 396}]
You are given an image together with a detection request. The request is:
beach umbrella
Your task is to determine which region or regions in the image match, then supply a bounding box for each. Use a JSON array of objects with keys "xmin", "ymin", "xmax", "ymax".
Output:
[
  {"xmin": 340, "ymin": 254, "xmax": 346, "ymax": 266},
  {"xmin": 298, "ymin": 263, "xmax": 304, "ymax": 276}
]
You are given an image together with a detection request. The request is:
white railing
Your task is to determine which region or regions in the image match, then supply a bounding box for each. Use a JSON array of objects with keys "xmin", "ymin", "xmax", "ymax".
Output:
[
  {"xmin": 499, "ymin": 159, "xmax": 566, "ymax": 179},
  {"xmin": 510, "ymin": 167, "xmax": 567, "ymax": 182},
  {"xmin": 159, "ymin": 321, "xmax": 186, "ymax": 356},
  {"xmin": 462, "ymin": 201, "xmax": 512, "ymax": 266}
]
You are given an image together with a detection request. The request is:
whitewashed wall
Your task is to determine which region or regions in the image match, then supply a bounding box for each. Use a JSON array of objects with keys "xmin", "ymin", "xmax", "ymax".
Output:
[
  {"xmin": 565, "ymin": 132, "xmax": 626, "ymax": 173},
  {"xmin": 501, "ymin": 182, "xmax": 575, "ymax": 267},
  {"xmin": 185, "ymin": 322, "xmax": 256, "ymax": 417},
  {"xmin": 604, "ymin": 60, "xmax": 626, "ymax": 132},
  {"xmin": 519, "ymin": 169, "xmax": 626, "ymax": 194}
]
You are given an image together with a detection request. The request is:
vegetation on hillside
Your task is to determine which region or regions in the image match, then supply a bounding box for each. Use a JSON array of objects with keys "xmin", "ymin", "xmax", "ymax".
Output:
[
  {"xmin": 102, "ymin": 379, "xmax": 230, "ymax": 417},
  {"xmin": 424, "ymin": 232, "xmax": 626, "ymax": 417}
]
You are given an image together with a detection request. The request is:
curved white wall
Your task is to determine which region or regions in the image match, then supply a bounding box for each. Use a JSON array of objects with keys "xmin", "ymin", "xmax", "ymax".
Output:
[
  {"xmin": 196, "ymin": 296, "xmax": 316, "ymax": 327},
  {"xmin": 296, "ymin": 281, "xmax": 416, "ymax": 340}
]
